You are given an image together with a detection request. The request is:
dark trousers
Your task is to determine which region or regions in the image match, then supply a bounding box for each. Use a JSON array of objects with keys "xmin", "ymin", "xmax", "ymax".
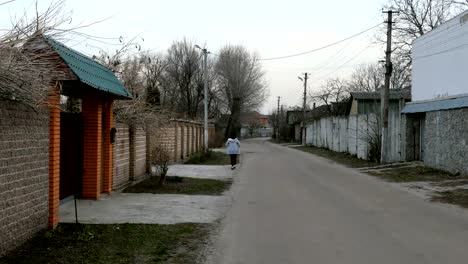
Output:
[{"xmin": 230, "ymin": 154, "xmax": 237, "ymax": 166}]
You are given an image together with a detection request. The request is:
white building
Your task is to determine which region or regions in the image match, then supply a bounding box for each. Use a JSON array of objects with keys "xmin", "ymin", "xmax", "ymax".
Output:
[
  {"xmin": 412, "ymin": 10, "xmax": 468, "ymax": 101},
  {"xmin": 402, "ymin": 10, "xmax": 468, "ymax": 175}
]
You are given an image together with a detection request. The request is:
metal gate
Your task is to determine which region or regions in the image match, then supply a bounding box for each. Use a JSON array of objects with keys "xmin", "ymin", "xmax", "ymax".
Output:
[{"xmin": 60, "ymin": 112, "xmax": 83, "ymax": 200}]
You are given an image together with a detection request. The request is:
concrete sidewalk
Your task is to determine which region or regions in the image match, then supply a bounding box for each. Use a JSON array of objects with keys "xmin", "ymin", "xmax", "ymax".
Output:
[
  {"xmin": 167, "ymin": 164, "xmax": 232, "ymax": 180},
  {"xmin": 59, "ymin": 164, "xmax": 234, "ymax": 225},
  {"xmin": 60, "ymin": 193, "xmax": 231, "ymax": 224}
]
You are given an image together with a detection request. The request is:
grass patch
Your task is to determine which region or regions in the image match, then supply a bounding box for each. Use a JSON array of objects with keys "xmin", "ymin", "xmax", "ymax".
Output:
[
  {"xmin": 434, "ymin": 179, "xmax": 468, "ymax": 187},
  {"xmin": 368, "ymin": 166, "xmax": 465, "ymax": 182},
  {"xmin": 123, "ymin": 176, "xmax": 231, "ymax": 195},
  {"xmin": 431, "ymin": 189, "xmax": 468, "ymax": 208},
  {"xmin": 185, "ymin": 150, "xmax": 230, "ymax": 165},
  {"xmin": 0, "ymin": 223, "xmax": 212, "ymax": 264},
  {"xmin": 293, "ymin": 146, "xmax": 378, "ymax": 168}
]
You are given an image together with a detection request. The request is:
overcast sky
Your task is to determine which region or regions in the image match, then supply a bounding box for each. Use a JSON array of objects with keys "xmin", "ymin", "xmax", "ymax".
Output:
[{"xmin": 1, "ymin": 0, "xmax": 388, "ymax": 114}]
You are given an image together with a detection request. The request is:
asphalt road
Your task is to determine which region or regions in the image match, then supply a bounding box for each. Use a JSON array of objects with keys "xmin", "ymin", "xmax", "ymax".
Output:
[{"xmin": 207, "ymin": 139, "xmax": 468, "ymax": 264}]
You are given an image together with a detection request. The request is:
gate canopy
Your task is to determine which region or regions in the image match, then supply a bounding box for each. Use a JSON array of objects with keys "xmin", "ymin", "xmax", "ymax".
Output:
[{"xmin": 45, "ymin": 37, "xmax": 132, "ymax": 99}]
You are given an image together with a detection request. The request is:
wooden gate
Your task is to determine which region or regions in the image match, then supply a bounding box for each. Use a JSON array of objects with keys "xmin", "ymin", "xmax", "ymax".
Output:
[{"xmin": 60, "ymin": 112, "xmax": 83, "ymax": 200}]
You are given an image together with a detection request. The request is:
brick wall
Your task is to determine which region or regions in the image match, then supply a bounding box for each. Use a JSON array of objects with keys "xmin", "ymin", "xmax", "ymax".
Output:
[
  {"xmin": 113, "ymin": 123, "xmax": 130, "ymax": 190},
  {"xmin": 423, "ymin": 109, "xmax": 468, "ymax": 175},
  {"xmin": 152, "ymin": 124, "xmax": 177, "ymax": 162},
  {"xmin": 112, "ymin": 120, "xmax": 212, "ymax": 189},
  {"xmin": 0, "ymin": 100, "xmax": 49, "ymax": 256},
  {"xmin": 134, "ymin": 128, "xmax": 147, "ymax": 181}
]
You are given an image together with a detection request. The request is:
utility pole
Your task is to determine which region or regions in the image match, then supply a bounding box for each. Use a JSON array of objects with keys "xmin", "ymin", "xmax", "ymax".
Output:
[
  {"xmin": 381, "ymin": 10, "xmax": 398, "ymax": 163},
  {"xmin": 298, "ymin": 73, "xmax": 309, "ymax": 145},
  {"xmin": 195, "ymin": 45, "xmax": 210, "ymax": 151},
  {"xmin": 277, "ymin": 96, "xmax": 281, "ymax": 141}
]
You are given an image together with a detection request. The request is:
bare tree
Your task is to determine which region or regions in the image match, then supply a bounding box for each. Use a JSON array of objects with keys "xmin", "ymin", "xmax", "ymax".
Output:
[
  {"xmin": 92, "ymin": 38, "xmax": 173, "ymax": 127},
  {"xmin": 120, "ymin": 56, "xmax": 144, "ymax": 96},
  {"xmin": 215, "ymin": 44, "xmax": 268, "ymax": 137},
  {"xmin": 0, "ymin": 0, "xmax": 75, "ymax": 107},
  {"xmin": 383, "ymin": 0, "xmax": 468, "ymax": 68},
  {"xmin": 141, "ymin": 52, "xmax": 167, "ymax": 107},
  {"xmin": 347, "ymin": 63, "xmax": 384, "ymax": 92},
  {"xmin": 389, "ymin": 57, "xmax": 412, "ymax": 89},
  {"xmin": 94, "ymin": 35, "xmax": 142, "ymax": 73},
  {"xmin": 309, "ymin": 78, "xmax": 349, "ymax": 115},
  {"xmin": 347, "ymin": 62, "xmax": 411, "ymax": 91},
  {"xmin": 162, "ymin": 38, "xmax": 204, "ymax": 118},
  {"xmin": 215, "ymin": 45, "xmax": 268, "ymax": 112}
]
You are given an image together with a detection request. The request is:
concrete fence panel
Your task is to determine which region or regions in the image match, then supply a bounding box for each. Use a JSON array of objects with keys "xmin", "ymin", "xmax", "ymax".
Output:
[{"xmin": 348, "ymin": 115, "xmax": 358, "ymax": 156}]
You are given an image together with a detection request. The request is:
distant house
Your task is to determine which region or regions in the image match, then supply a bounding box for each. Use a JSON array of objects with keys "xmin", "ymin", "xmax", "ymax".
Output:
[
  {"xmin": 286, "ymin": 105, "xmax": 333, "ymax": 142},
  {"xmin": 401, "ymin": 10, "xmax": 468, "ymax": 175},
  {"xmin": 349, "ymin": 89, "xmax": 411, "ymax": 115},
  {"xmin": 239, "ymin": 111, "xmax": 272, "ymax": 138}
]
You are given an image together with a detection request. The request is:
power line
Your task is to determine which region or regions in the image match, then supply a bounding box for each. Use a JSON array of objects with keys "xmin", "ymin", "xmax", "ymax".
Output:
[
  {"xmin": 262, "ymin": 12, "xmax": 381, "ymax": 74},
  {"xmin": 258, "ymin": 23, "xmax": 381, "ymax": 61},
  {"xmin": 310, "ymin": 29, "xmax": 375, "ymax": 77},
  {"xmin": 314, "ymin": 43, "xmax": 376, "ymax": 82},
  {"xmin": 308, "ymin": 32, "xmax": 367, "ymax": 75},
  {"xmin": 210, "ymin": 23, "xmax": 381, "ymax": 62}
]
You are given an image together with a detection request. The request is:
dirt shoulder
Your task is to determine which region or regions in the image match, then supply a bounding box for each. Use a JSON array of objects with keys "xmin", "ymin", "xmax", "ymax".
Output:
[{"xmin": 293, "ymin": 145, "xmax": 378, "ymax": 168}]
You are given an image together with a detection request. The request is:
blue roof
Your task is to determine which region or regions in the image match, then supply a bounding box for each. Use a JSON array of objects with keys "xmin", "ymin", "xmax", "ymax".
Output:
[
  {"xmin": 46, "ymin": 37, "xmax": 132, "ymax": 99},
  {"xmin": 402, "ymin": 95, "xmax": 468, "ymax": 113}
]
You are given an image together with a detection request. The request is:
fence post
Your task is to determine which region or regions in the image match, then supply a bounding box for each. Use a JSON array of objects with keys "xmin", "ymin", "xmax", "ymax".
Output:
[
  {"xmin": 145, "ymin": 124, "xmax": 151, "ymax": 175},
  {"xmin": 129, "ymin": 125, "xmax": 136, "ymax": 181},
  {"xmin": 174, "ymin": 122, "xmax": 178, "ymax": 161}
]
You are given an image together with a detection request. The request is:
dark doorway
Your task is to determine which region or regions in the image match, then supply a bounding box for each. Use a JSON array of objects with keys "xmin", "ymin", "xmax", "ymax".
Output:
[{"xmin": 60, "ymin": 112, "xmax": 83, "ymax": 200}]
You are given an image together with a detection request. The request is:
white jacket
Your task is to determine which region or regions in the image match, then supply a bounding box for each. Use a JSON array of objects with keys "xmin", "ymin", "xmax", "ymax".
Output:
[{"xmin": 225, "ymin": 138, "xmax": 240, "ymax": 155}]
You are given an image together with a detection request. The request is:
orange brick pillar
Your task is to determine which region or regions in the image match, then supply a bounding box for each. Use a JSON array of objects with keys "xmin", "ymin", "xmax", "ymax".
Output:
[
  {"xmin": 48, "ymin": 86, "xmax": 60, "ymax": 229},
  {"xmin": 82, "ymin": 93, "xmax": 102, "ymax": 200},
  {"xmin": 102, "ymin": 98, "xmax": 113, "ymax": 193}
]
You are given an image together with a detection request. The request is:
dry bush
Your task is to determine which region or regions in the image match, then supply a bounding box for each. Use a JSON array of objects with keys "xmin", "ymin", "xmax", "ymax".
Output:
[
  {"xmin": 147, "ymin": 127, "xmax": 172, "ymax": 186},
  {"xmin": 359, "ymin": 115, "xmax": 381, "ymax": 163}
]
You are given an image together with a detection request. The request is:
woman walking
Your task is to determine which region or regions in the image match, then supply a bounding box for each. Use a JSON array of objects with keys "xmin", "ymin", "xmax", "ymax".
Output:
[{"xmin": 226, "ymin": 134, "xmax": 240, "ymax": 170}]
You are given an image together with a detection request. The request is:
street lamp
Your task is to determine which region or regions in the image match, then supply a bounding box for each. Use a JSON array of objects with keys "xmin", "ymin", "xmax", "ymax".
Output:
[{"xmin": 195, "ymin": 45, "xmax": 210, "ymax": 151}]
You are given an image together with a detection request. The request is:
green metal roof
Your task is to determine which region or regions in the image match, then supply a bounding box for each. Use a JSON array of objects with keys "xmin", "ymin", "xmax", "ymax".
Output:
[{"xmin": 46, "ymin": 37, "xmax": 132, "ymax": 99}]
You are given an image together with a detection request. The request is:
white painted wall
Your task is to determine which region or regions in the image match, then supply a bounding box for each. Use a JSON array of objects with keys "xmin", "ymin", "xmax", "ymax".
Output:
[
  {"xmin": 305, "ymin": 112, "xmax": 402, "ymax": 162},
  {"xmin": 412, "ymin": 10, "xmax": 468, "ymax": 101}
]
